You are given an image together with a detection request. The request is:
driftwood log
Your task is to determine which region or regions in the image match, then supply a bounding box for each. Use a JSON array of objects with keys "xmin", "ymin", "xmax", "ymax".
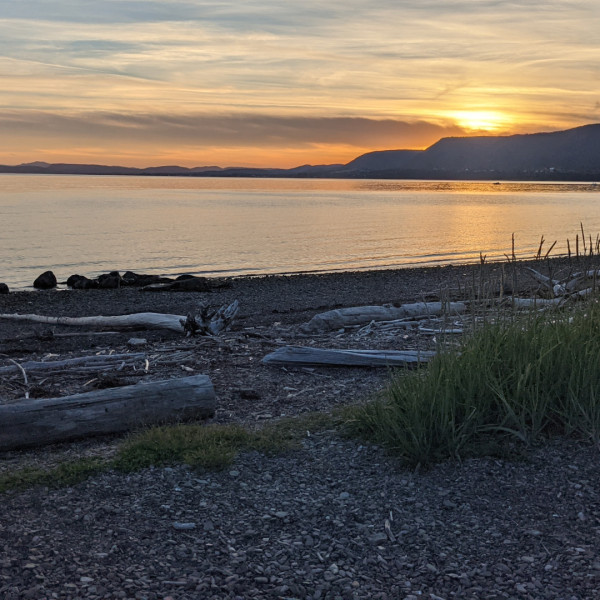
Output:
[
  {"xmin": 0, "ymin": 353, "xmax": 146, "ymax": 376},
  {"xmin": 0, "ymin": 301, "xmax": 239, "ymax": 336},
  {"xmin": 262, "ymin": 346, "xmax": 436, "ymax": 367},
  {"xmin": 0, "ymin": 374, "xmax": 215, "ymax": 451},
  {"xmin": 300, "ymin": 302, "xmax": 467, "ymax": 334},
  {"xmin": 523, "ymin": 266, "xmax": 599, "ymax": 302},
  {"xmin": 511, "ymin": 297, "xmax": 562, "ymax": 309}
]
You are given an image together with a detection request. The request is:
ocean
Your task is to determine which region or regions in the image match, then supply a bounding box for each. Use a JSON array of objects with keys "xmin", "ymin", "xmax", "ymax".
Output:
[{"xmin": 2, "ymin": 174, "xmax": 600, "ymax": 290}]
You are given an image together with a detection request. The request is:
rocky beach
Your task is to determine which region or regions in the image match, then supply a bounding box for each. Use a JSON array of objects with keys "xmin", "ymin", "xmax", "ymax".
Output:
[{"xmin": 1, "ymin": 261, "xmax": 599, "ymax": 599}]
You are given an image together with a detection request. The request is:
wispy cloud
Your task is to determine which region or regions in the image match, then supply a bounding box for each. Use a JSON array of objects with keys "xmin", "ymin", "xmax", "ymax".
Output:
[
  {"xmin": 0, "ymin": 0, "xmax": 598, "ymax": 165},
  {"xmin": 0, "ymin": 110, "xmax": 466, "ymax": 157}
]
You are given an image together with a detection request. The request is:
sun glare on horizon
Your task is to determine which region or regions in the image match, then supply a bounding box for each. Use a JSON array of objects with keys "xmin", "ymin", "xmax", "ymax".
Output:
[{"xmin": 451, "ymin": 110, "xmax": 512, "ymax": 133}]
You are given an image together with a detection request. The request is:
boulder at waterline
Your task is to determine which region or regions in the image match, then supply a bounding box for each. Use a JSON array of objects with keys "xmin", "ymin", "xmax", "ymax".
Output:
[
  {"xmin": 170, "ymin": 276, "xmax": 211, "ymax": 291},
  {"xmin": 33, "ymin": 270, "xmax": 57, "ymax": 289},
  {"xmin": 121, "ymin": 271, "xmax": 173, "ymax": 287},
  {"xmin": 97, "ymin": 271, "xmax": 122, "ymax": 289},
  {"xmin": 66, "ymin": 274, "xmax": 99, "ymax": 289},
  {"xmin": 142, "ymin": 275, "xmax": 211, "ymax": 292},
  {"xmin": 0, "ymin": 283, "xmax": 8, "ymax": 294}
]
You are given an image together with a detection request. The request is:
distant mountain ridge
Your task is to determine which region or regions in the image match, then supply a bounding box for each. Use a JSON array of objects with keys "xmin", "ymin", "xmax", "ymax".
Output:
[
  {"xmin": 0, "ymin": 163, "xmax": 224, "ymax": 176},
  {"xmin": 342, "ymin": 123, "xmax": 600, "ymax": 178},
  {"xmin": 3, "ymin": 123, "xmax": 600, "ymax": 180}
]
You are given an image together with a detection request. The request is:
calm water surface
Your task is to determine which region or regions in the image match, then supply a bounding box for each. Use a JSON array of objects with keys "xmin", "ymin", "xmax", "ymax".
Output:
[{"xmin": 1, "ymin": 175, "xmax": 600, "ymax": 289}]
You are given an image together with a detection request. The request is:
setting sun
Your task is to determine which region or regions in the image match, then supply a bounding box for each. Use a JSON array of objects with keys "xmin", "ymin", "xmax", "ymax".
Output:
[{"xmin": 451, "ymin": 111, "xmax": 511, "ymax": 132}]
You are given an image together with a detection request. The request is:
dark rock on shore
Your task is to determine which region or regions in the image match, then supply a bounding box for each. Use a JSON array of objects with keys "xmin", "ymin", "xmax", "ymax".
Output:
[
  {"xmin": 58, "ymin": 270, "xmax": 225, "ymax": 292},
  {"xmin": 65, "ymin": 270, "xmax": 179, "ymax": 290},
  {"xmin": 97, "ymin": 271, "xmax": 122, "ymax": 289},
  {"xmin": 141, "ymin": 275, "xmax": 211, "ymax": 292},
  {"xmin": 0, "ymin": 283, "xmax": 8, "ymax": 294},
  {"xmin": 33, "ymin": 270, "xmax": 57, "ymax": 289},
  {"xmin": 66, "ymin": 274, "xmax": 98, "ymax": 290},
  {"xmin": 170, "ymin": 276, "xmax": 210, "ymax": 291},
  {"xmin": 121, "ymin": 271, "xmax": 173, "ymax": 287}
]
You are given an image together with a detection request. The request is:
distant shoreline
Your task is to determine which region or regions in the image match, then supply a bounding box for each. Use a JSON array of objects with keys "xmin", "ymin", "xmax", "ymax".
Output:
[{"xmin": 2, "ymin": 165, "xmax": 600, "ymax": 182}]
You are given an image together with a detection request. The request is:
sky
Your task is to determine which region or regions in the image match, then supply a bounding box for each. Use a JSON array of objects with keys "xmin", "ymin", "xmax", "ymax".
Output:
[{"xmin": 0, "ymin": 0, "xmax": 599, "ymax": 168}]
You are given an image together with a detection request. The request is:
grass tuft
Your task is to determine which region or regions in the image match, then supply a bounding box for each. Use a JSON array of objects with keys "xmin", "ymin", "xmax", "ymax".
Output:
[{"xmin": 346, "ymin": 299, "xmax": 600, "ymax": 467}]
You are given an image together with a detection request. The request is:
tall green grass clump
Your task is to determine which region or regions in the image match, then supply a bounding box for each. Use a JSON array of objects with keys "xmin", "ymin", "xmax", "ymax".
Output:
[{"xmin": 348, "ymin": 300, "xmax": 600, "ymax": 467}]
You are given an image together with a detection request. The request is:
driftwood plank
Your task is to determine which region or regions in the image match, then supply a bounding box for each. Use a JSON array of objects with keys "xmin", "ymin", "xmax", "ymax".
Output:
[
  {"xmin": 300, "ymin": 302, "xmax": 466, "ymax": 334},
  {"xmin": 262, "ymin": 346, "xmax": 436, "ymax": 367},
  {"xmin": 0, "ymin": 374, "xmax": 215, "ymax": 451}
]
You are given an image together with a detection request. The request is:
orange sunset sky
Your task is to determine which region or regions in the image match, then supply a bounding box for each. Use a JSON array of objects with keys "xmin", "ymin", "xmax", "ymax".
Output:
[{"xmin": 1, "ymin": 1, "xmax": 599, "ymax": 168}]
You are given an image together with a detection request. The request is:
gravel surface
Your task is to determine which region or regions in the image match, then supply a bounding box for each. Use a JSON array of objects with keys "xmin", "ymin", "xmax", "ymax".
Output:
[
  {"xmin": 1, "ymin": 260, "xmax": 600, "ymax": 599},
  {"xmin": 1, "ymin": 436, "xmax": 599, "ymax": 599}
]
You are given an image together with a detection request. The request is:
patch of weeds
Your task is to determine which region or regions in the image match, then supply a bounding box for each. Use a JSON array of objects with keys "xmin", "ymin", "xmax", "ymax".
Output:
[
  {"xmin": 114, "ymin": 411, "xmax": 342, "ymax": 472},
  {"xmin": 0, "ymin": 458, "xmax": 108, "ymax": 493},
  {"xmin": 1, "ymin": 411, "xmax": 343, "ymax": 493},
  {"xmin": 113, "ymin": 423, "xmax": 251, "ymax": 472}
]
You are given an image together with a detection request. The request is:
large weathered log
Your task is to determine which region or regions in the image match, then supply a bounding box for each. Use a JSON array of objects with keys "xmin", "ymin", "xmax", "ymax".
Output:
[
  {"xmin": 300, "ymin": 302, "xmax": 466, "ymax": 334},
  {"xmin": 521, "ymin": 266, "xmax": 600, "ymax": 300},
  {"xmin": 262, "ymin": 346, "xmax": 436, "ymax": 367},
  {"xmin": 0, "ymin": 300, "xmax": 239, "ymax": 336},
  {"xmin": 0, "ymin": 375, "xmax": 215, "ymax": 451}
]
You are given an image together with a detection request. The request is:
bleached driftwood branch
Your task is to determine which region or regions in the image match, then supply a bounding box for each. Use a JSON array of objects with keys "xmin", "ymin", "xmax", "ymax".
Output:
[
  {"xmin": 510, "ymin": 297, "xmax": 563, "ymax": 309},
  {"xmin": 0, "ymin": 374, "xmax": 215, "ymax": 451},
  {"xmin": 300, "ymin": 302, "xmax": 466, "ymax": 334},
  {"xmin": 519, "ymin": 266, "xmax": 600, "ymax": 307},
  {"xmin": 262, "ymin": 346, "xmax": 436, "ymax": 367},
  {"xmin": 0, "ymin": 300, "xmax": 239, "ymax": 336},
  {"xmin": 523, "ymin": 266, "xmax": 561, "ymax": 296},
  {"xmin": 564, "ymin": 269, "xmax": 600, "ymax": 294},
  {"xmin": 0, "ymin": 353, "xmax": 146, "ymax": 376}
]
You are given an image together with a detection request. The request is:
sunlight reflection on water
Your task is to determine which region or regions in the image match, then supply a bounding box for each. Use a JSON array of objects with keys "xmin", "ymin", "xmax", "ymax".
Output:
[{"xmin": 2, "ymin": 175, "xmax": 600, "ymax": 289}]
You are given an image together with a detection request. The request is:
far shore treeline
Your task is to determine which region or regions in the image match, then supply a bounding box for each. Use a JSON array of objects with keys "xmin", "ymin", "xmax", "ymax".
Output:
[{"xmin": 3, "ymin": 123, "xmax": 600, "ymax": 182}]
